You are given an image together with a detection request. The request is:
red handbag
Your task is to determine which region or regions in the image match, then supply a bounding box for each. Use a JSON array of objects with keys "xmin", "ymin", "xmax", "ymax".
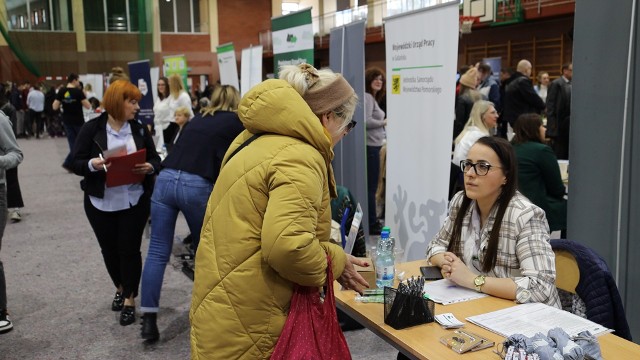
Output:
[{"xmin": 271, "ymin": 255, "xmax": 352, "ymax": 360}]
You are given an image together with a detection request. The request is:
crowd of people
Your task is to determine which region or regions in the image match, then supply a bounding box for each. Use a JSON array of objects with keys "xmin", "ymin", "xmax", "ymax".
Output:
[
  {"xmin": 0, "ymin": 59, "xmax": 576, "ymax": 359},
  {"xmin": 450, "ymin": 59, "xmax": 570, "ymax": 234}
]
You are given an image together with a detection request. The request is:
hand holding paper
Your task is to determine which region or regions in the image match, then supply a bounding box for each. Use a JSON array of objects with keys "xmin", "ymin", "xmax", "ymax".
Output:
[
  {"xmin": 105, "ymin": 149, "xmax": 147, "ymax": 187},
  {"xmin": 132, "ymin": 162, "xmax": 153, "ymax": 175}
]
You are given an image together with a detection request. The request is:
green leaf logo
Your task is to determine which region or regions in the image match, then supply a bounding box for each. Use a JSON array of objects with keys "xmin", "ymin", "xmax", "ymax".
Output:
[{"xmin": 286, "ymin": 34, "xmax": 297, "ymax": 43}]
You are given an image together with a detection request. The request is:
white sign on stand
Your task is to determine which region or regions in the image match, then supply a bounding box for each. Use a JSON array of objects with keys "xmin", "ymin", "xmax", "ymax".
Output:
[
  {"xmin": 217, "ymin": 43, "xmax": 240, "ymax": 90},
  {"xmin": 241, "ymin": 45, "xmax": 263, "ymax": 97},
  {"xmin": 384, "ymin": 2, "xmax": 459, "ymax": 261}
]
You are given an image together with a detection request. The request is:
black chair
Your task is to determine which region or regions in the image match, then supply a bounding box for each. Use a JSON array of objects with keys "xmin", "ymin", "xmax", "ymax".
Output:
[{"xmin": 551, "ymin": 239, "xmax": 632, "ymax": 341}]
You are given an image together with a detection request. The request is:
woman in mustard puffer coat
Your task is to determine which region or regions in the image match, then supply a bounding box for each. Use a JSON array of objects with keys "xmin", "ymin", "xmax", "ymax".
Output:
[{"xmin": 190, "ymin": 64, "xmax": 369, "ymax": 359}]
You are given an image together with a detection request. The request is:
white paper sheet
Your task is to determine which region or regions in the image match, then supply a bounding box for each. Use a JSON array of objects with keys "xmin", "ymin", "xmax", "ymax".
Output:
[
  {"xmin": 423, "ymin": 279, "xmax": 488, "ymax": 305},
  {"xmin": 466, "ymin": 302, "xmax": 612, "ymax": 338}
]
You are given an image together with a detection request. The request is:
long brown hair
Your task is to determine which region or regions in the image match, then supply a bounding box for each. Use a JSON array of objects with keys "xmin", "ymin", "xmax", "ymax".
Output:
[
  {"xmin": 447, "ymin": 136, "xmax": 518, "ymax": 272},
  {"xmin": 365, "ymin": 67, "xmax": 386, "ymax": 104},
  {"xmin": 157, "ymin": 77, "xmax": 170, "ymax": 100},
  {"xmin": 512, "ymin": 113, "xmax": 543, "ymax": 144}
]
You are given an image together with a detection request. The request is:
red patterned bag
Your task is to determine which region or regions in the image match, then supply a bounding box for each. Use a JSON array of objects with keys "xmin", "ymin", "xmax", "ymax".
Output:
[{"xmin": 271, "ymin": 256, "xmax": 352, "ymax": 360}]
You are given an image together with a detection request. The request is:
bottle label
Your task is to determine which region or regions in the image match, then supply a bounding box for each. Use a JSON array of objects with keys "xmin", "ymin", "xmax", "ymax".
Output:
[{"xmin": 376, "ymin": 265, "xmax": 395, "ymax": 281}]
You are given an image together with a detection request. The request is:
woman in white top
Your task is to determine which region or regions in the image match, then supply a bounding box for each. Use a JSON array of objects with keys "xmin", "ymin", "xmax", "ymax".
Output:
[
  {"xmin": 153, "ymin": 77, "xmax": 171, "ymax": 151},
  {"xmin": 534, "ymin": 71, "xmax": 550, "ymax": 103},
  {"xmin": 164, "ymin": 74, "xmax": 194, "ymax": 145},
  {"xmin": 452, "ymin": 100, "xmax": 498, "ymax": 166}
]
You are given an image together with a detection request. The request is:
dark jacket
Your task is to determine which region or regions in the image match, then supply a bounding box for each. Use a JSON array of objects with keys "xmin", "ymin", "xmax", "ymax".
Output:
[
  {"xmin": 162, "ymin": 110, "xmax": 245, "ymax": 182},
  {"xmin": 503, "ymin": 72, "xmax": 545, "ymax": 126},
  {"xmin": 71, "ymin": 112, "xmax": 161, "ymax": 198},
  {"xmin": 454, "ymin": 90, "xmax": 480, "ymax": 139},
  {"xmin": 550, "ymin": 239, "xmax": 632, "ymax": 341},
  {"xmin": 545, "ymin": 77, "xmax": 571, "ymax": 138},
  {"xmin": 513, "ymin": 141, "xmax": 566, "ymax": 231}
]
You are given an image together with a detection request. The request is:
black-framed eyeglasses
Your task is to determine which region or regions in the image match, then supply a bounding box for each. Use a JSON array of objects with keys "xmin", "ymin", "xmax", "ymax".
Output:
[
  {"xmin": 460, "ymin": 160, "xmax": 501, "ymax": 176},
  {"xmin": 345, "ymin": 120, "xmax": 357, "ymax": 133}
]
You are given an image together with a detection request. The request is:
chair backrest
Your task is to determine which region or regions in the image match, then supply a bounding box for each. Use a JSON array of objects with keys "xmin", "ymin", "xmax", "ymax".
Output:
[{"xmin": 554, "ymin": 249, "xmax": 580, "ymax": 294}]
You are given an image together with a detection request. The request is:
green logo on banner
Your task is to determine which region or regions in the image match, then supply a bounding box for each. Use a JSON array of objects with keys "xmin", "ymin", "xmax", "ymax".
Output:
[{"xmin": 286, "ymin": 34, "xmax": 297, "ymax": 43}]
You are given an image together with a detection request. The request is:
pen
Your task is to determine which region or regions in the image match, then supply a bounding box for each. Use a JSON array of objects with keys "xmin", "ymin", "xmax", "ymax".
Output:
[
  {"xmin": 98, "ymin": 153, "xmax": 108, "ymax": 172},
  {"xmin": 93, "ymin": 139, "xmax": 108, "ymax": 172}
]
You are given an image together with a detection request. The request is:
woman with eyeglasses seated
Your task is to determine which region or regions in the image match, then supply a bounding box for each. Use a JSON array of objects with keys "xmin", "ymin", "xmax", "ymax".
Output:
[{"xmin": 426, "ymin": 136, "xmax": 560, "ymax": 307}]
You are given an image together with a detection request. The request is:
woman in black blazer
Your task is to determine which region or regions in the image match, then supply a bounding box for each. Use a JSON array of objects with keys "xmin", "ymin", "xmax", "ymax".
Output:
[{"xmin": 71, "ymin": 80, "xmax": 160, "ymax": 326}]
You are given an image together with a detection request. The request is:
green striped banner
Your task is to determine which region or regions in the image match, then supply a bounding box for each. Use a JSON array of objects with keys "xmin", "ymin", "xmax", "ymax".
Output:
[{"xmin": 272, "ymin": 8, "xmax": 312, "ymax": 31}]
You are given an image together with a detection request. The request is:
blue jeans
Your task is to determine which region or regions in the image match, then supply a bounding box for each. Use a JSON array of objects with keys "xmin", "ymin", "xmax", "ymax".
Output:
[
  {"xmin": 63, "ymin": 123, "xmax": 83, "ymax": 168},
  {"xmin": 140, "ymin": 169, "xmax": 213, "ymax": 313}
]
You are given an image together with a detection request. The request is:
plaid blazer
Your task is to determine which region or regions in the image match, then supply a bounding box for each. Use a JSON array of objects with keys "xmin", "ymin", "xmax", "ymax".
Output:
[{"xmin": 426, "ymin": 191, "xmax": 561, "ymax": 307}]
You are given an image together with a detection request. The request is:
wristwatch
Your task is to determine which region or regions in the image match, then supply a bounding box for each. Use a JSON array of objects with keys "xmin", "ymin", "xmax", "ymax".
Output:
[{"xmin": 474, "ymin": 275, "xmax": 486, "ymax": 292}]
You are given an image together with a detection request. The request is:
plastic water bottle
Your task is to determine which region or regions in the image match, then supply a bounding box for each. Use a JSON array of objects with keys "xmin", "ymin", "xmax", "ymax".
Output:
[
  {"xmin": 160, "ymin": 144, "xmax": 168, "ymax": 159},
  {"xmin": 375, "ymin": 226, "xmax": 395, "ymax": 288}
]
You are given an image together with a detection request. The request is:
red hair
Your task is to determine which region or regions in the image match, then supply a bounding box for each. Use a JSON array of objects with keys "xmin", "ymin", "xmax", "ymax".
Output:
[{"xmin": 102, "ymin": 80, "xmax": 142, "ymax": 120}]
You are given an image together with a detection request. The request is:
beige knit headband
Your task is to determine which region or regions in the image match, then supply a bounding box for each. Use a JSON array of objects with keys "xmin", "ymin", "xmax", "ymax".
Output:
[{"xmin": 301, "ymin": 65, "xmax": 355, "ymax": 115}]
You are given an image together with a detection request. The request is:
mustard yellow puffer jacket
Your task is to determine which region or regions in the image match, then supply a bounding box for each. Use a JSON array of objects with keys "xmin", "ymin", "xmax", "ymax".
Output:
[{"xmin": 190, "ymin": 79, "xmax": 348, "ymax": 359}]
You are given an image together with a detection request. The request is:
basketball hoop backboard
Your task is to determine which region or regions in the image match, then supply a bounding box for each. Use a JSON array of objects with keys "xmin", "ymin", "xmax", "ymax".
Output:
[{"xmin": 462, "ymin": 0, "xmax": 495, "ymax": 23}]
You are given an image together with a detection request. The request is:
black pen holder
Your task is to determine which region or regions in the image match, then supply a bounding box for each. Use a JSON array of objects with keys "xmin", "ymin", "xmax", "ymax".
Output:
[{"xmin": 384, "ymin": 286, "xmax": 435, "ymax": 330}]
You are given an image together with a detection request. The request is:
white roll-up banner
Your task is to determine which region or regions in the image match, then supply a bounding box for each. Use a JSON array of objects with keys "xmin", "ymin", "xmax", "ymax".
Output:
[
  {"xmin": 217, "ymin": 43, "xmax": 240, "ymax": 91},
  {"xmin": 384, "ymin": 2, "xmax": 459, "ymax": 261},
  {"xmin": 240, "ymin": 45, "xmax": 263, "ymax": 97}
]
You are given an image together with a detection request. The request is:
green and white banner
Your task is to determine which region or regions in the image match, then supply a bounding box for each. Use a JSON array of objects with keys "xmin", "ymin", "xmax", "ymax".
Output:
[
  {"xmin": 384, "ymin": 2, "xmax": 459, "ymax": 261},
  {"xmin": 217, "ymin": 43, "xmax": 240, "ymax": 91},
  {"xmin": 163, "ymin": 54, "xmax": 189, "ymax": 91},
  {"xmin": 271, "ymin": 8, "xmax": 314, "ymax": 76}
]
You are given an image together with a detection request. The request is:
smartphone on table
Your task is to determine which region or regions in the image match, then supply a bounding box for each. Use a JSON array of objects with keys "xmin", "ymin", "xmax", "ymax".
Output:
[{"xmin": 420, "ymin": 266, "xmax": 444, "ymax": 281}]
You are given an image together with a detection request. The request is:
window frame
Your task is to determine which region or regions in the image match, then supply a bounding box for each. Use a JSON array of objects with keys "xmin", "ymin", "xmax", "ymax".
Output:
[
  {"xmin": 159, "ymin": 0, "xmax": 202, "ymax": 34},
  {"xmin": 6, "ymin": 0, "xmax": 57, "ymax": 31},
  {"xmin": 84, "ymin": 0, "xmax": 141, "ymax": 33}
]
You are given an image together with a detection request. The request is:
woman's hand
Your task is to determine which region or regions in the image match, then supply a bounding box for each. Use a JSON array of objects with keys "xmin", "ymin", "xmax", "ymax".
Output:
[
  {"xmin": 90, "ymin": 157, "xmax": 110, "ymax": 171},
  {"xmin": 337, "ymin": 255, "xmax": 370, "ymax": 295},
  {"xmin": 441, "ymin": 252, "xmax": 476, "ymax": 289},
  {"xmin": 132, "ymin": 162, "xmax": 154, "ymax": 175}
]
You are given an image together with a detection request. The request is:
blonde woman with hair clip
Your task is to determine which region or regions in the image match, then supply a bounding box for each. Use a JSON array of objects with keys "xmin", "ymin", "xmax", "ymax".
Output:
[
  {"xmin": 139, "ymin": 84, "xmax": 245, "ymax": 342},
  {"xmin": 190, "ymin": 64, "xmax": 369, "ymax": 358}
]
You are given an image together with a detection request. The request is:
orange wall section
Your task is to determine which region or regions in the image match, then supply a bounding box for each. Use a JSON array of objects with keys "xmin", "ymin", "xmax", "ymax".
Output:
[{"xmin": 217, "ymin": 0, "xmax": 271, "ymax": 49}]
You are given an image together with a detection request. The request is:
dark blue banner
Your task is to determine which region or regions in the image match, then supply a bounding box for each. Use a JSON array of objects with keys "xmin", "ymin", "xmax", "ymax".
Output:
[{"xmin": 128, "ymin": 60, "xmax": 154, "ymax": 127}]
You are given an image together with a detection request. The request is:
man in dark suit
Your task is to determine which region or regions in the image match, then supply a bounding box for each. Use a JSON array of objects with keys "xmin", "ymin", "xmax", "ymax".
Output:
[
  {"xmin": 546, "ymin": 63, "xmax": 573, "ymax": 160},
  {"xmin": 502, "ymin": 60, "xmax": 546, "ymax": 131}
]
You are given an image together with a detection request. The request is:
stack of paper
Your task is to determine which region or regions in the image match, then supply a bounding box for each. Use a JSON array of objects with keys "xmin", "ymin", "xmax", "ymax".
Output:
[
  {"xmin": 423, "ymin": 279, "xmax": 487, "ymax": 305},
  {"xmin": 466, "ymin": 303, "xmax": 612, "ymax": 338}
]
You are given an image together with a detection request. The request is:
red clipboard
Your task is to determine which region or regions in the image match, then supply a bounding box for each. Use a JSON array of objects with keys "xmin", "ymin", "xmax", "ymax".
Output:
[{"xmin": 105, "ymin": 148, "xmax": 146, "ymax": 187}]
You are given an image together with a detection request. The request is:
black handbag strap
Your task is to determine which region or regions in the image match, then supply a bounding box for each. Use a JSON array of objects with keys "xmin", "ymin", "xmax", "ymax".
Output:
[{"xmin": 226, "ymin": 132, "xmax": 265, "ymax": 163}]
